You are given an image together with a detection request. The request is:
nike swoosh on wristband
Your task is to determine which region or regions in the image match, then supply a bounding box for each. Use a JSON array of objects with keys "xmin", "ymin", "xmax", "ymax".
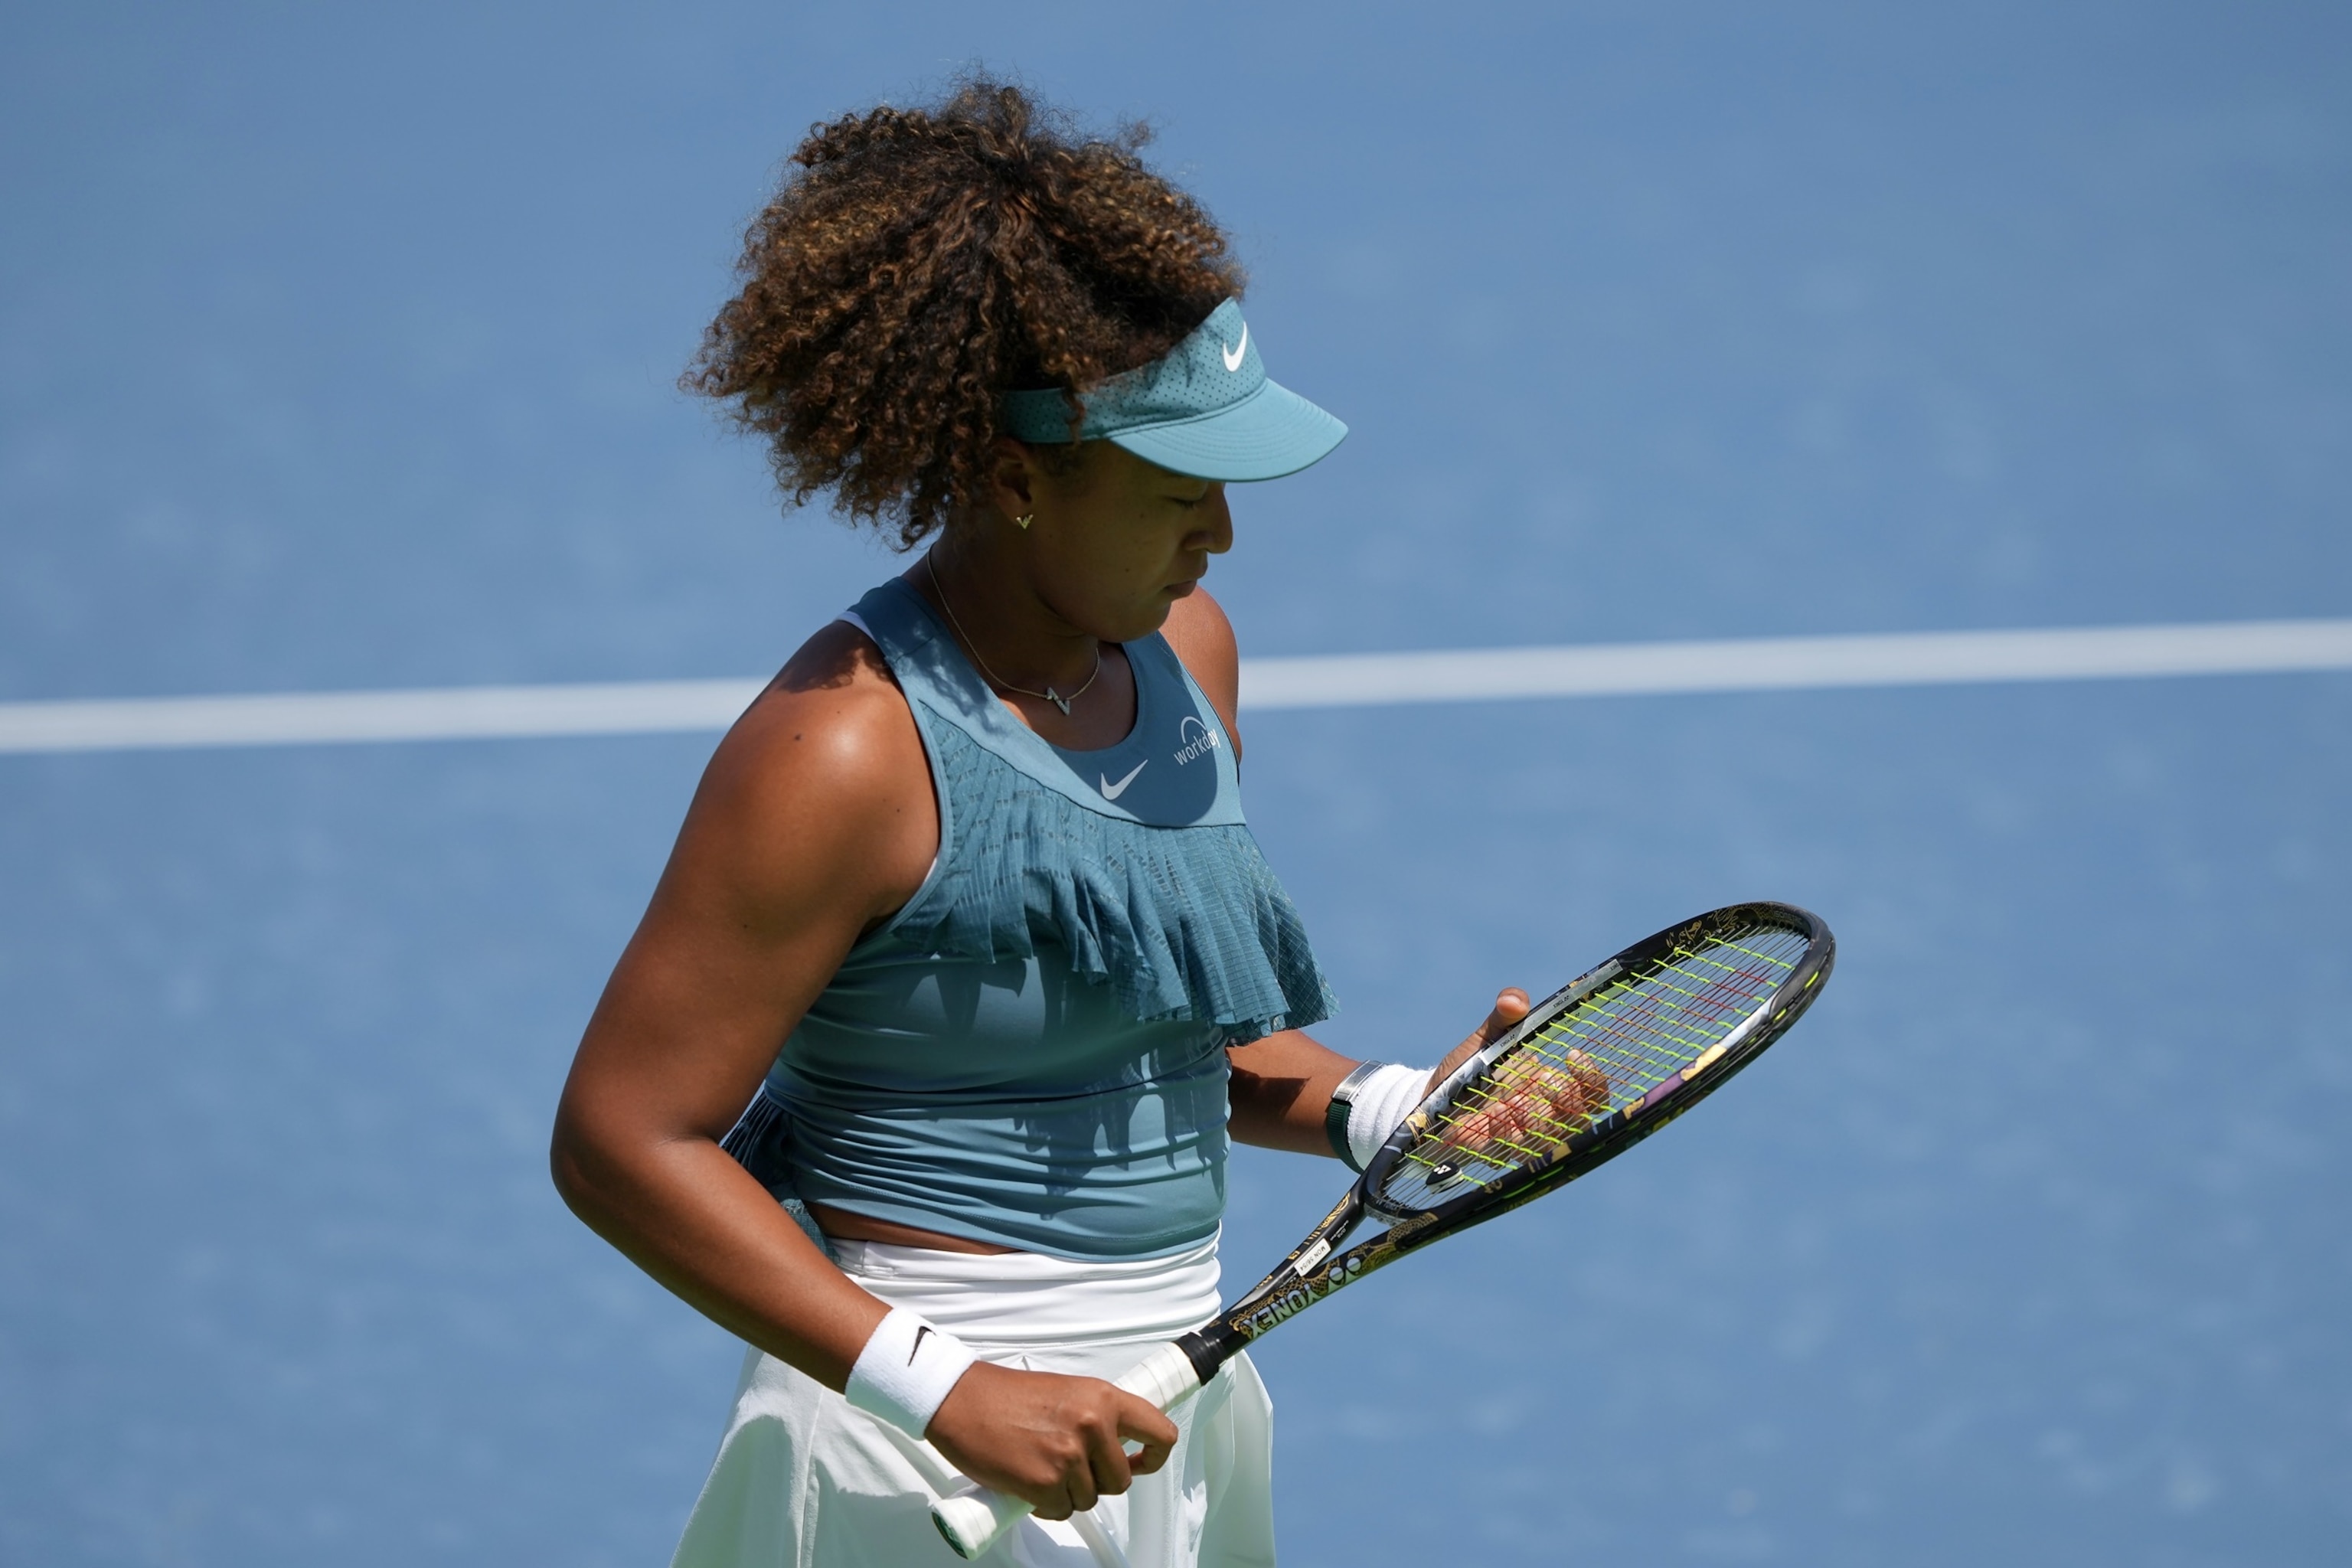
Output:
[
  {"xmin": 910, "ymin": 1325, "xmax": 933, "ymax": 1364},
  {"xmin": 1100, "ymin": 760, "xmax": 1148, "ymax": 800},
  {"xmin": 1222, "ymin": 324, "xmax": 1248, "ymax": 372}
]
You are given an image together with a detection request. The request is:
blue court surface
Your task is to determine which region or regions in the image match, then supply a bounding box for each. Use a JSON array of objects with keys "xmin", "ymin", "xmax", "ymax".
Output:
[{"xmin": 4, "ymin": 5, "xmax": 2348, "ymax": 1565}]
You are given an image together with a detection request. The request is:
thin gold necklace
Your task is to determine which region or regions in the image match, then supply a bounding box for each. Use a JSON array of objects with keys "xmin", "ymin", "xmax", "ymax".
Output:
[{"xmin": 924, "ymin": 553, "xmax": 1102, "ymax": 716}]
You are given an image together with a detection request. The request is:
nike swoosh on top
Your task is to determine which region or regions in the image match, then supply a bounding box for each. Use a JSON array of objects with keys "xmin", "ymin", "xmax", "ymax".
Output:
[
  {"xmin": 1100, "ymin": 760, "xmax": 1148, "ymax": 800},
  {"xmin": 1222, "ymin": 324, "xmax": 1248, "ymax": 373}
]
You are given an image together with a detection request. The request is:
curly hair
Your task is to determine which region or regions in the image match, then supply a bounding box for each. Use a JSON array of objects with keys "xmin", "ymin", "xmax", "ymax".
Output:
[{"xmin": 684, "ymin": 80, "xmax": 1246, "ymax": 548}]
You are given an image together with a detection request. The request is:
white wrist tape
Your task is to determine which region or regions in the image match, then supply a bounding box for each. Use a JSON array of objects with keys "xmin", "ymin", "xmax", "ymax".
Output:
[
  {"xmin": 1348, "ymin": 1062, "xmax": 1436, "ymax": 1170},
  {"xmin": 844, "ymin": 1306, "xmax": 978, "ymax": 1439}
]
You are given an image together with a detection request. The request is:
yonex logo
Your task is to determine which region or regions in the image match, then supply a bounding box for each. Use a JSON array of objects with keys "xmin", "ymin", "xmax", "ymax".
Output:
[
  {"xmin": 1221, "ymin": 324, "xmax": 1248, "ymax": 373},
  {"xmin": 1240, "ymin": 1253, "xmax": 1365, "ymax": 1338},
  {"xmin": 1172, "ymin": 714, "xmax": 1220, "ymax": 766}
]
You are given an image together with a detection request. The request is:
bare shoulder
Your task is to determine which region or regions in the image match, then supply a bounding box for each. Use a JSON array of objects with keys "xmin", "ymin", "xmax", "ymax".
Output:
[
  {"xmin": 1161, "ymin": 587, "xmax": 1242, "ymax": 753},
  {"xmin": 671, "ymin": 617, "xmax": 937, "ymax": 932}
]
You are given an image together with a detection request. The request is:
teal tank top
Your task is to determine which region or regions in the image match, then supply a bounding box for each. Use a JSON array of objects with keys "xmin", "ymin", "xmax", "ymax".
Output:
[{"xmin": 724, "ymin": 577, "xmax": 1334, "ymax": 1261}]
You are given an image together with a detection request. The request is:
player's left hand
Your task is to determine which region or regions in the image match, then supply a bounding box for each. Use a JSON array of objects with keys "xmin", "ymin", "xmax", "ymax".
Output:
[{"xmin": 1426, "ymin": 988, "xmax": 1531, "ymax": 1095}]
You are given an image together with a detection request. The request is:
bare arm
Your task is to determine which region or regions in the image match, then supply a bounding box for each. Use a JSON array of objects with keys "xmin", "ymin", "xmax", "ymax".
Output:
[
  {"xmin": 1224, "ymin": 994, "xmax": 1531, "ymax": 1157},
  {"xmin": 549, "ymin": 622, "xmax": 1174, "ymax": 1517},
  {"xmin": 550, "ymin": 622, "xmax": 935, "ymax": 1381}
]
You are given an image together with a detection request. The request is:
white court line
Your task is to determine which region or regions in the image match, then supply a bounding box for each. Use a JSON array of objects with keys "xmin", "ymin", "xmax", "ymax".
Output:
[
  {"xmin": 0, "ymin": 680, "xmax": 768, "ymax": 756},
  {"xmin": 2, "ymin": 618, "xmax": 2347, "ymax": 756},
  {"xmin": 1239, "ymin": 618, "xmax": 2352, "ymax": 710}
]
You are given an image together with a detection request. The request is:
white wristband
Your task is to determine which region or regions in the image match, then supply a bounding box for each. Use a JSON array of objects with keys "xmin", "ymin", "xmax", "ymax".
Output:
[
  {"xmin": 844, "ymin": 1306, "xmax": 978, "ymax": 1439},
  {"xmin": 1348, "ymin": 1062, "xmax": 1436, "ymax": 1170}
]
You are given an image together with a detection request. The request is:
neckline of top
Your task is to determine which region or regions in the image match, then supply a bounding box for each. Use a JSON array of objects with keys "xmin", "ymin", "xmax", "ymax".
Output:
[{"xmin": 894, "ymin": 579, "xmax": 1153, "ymax": 761}]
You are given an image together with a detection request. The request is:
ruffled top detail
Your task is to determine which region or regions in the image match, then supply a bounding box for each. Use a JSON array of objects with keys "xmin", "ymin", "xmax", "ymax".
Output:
[{"xmin": 847, "ymin": 577, "xmax": 1333, "ymax": 1044}]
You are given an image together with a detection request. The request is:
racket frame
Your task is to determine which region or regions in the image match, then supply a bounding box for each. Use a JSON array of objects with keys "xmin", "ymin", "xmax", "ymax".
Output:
[{"xmin": 1171, "ymin": 900, "xmax": 1834, "ymax": 1384}]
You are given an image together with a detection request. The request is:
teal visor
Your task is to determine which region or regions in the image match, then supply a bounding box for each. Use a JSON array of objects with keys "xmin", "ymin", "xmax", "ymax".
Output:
[{"xmin": 998, "ymin": 299, "xmax": 1347, "ymax": 482}]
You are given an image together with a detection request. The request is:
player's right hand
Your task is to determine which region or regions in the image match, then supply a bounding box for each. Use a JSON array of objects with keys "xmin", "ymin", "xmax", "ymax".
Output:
[{"xmin": 924, "ymin": 1361, "xmax": 1179, "ymax": 1519}]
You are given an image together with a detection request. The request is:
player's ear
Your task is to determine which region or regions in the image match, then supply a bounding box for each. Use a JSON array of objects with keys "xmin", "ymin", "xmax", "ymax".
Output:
[{"xmin": 985, "ymin": 437, "xmax": 1043, "ymax": 522}]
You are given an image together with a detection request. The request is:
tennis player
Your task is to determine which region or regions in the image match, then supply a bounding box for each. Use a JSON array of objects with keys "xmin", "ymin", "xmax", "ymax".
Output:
[{"xmin": 550, "ymin": 82, "xmax": 1527, "ymax": 1568}]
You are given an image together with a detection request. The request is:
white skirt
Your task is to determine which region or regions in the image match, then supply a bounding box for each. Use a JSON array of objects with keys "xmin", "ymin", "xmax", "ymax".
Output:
[{"xmin": 669, "ymin": 1234, "xmax": 1276, "ymax": 1568}]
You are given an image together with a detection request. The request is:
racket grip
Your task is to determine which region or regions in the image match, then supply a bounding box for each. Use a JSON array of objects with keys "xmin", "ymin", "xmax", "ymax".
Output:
[
  {"xmin": 928, "ymin": 1340, "xmax": 1203, "ymax": 1560},
  {"xmin": 930, "ymin": 1486, "xmax": 1033, "ymax": 1563}
]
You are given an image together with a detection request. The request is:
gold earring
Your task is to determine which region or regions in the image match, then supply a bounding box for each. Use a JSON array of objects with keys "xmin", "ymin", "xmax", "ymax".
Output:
[{"xmin": 1014, "ymin": 512, "xmax": 1034, "ymax": 530}]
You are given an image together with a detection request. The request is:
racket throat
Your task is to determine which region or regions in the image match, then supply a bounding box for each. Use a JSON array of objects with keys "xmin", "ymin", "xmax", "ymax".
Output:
[{"xmin": 1360, "ymin": 1192, "xmax": 1448, "ymax": 1236}]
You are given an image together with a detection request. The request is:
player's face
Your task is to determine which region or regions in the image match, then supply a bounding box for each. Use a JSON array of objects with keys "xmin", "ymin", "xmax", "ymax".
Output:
[{"xmin": 1015, "ymin": 442, "xmax": 1233, "ymax": 643}]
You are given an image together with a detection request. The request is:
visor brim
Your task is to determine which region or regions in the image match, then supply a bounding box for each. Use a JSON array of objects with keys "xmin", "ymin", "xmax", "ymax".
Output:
[{"xmin": 1104, "ymin": 379, "xmax": 1348, "ymax": 482}]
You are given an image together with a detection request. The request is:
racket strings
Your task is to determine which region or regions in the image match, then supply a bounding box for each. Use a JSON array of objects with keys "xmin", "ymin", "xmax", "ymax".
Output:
[{"xmin": 1377, "ymin": 922, "xmax": 1808, "ymax": 1210}]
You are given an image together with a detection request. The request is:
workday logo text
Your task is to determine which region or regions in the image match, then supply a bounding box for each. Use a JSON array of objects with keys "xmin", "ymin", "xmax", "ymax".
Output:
[{"xmin": 1172, "ymin": 714, "xmax": 1221, "ymax": 767}]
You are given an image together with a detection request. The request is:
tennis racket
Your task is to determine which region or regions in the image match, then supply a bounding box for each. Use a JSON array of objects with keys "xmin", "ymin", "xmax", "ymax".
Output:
[{"xmin": 933, "ymin": 900, "xmax": 1836, "ymax": 1558}]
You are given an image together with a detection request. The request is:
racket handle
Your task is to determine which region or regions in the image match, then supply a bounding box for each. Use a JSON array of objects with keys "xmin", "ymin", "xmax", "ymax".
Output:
[
  {"xmin": 929, "ymin": 1486, "xmax": 1034, "ymax": 1563},
  {"xmin": 928, "ymin": 1340, "xmax": 1203, "ymax": 1560}
]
